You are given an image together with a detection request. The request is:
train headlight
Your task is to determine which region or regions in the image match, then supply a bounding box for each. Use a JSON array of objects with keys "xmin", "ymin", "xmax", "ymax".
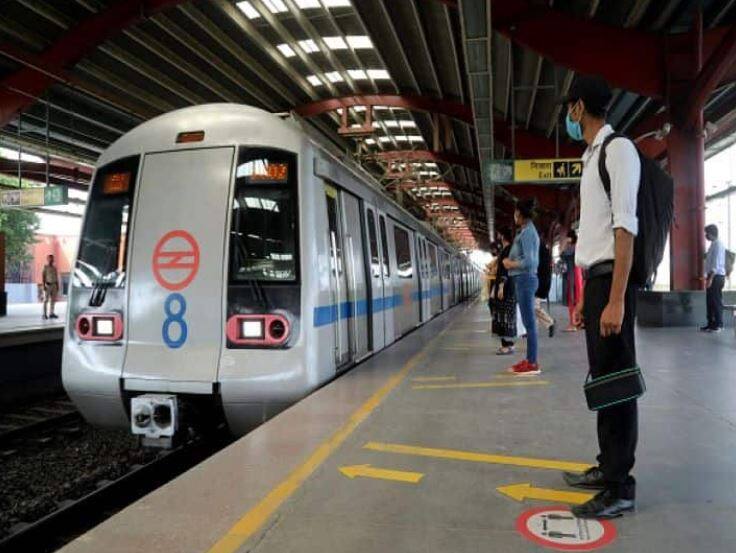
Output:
[
  {"xmin": 241, "ymin": 320, "xmax": 264, "ymax": 339},
  {"xmin": 227, "ymin": 314, "xmax": 290, "ymax": 346},
  {"xmin": 94, "ymin": 318, "xmax": 114, "ymax": 337},
  {"xmin": 76, "ymin": 313, "xmax": 123, "ymax": 341},
  {"xmin": 268, "ymin": 319, "xmax": 286, "ymax": 340}
]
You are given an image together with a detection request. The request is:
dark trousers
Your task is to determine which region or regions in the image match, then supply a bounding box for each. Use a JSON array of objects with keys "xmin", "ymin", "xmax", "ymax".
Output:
[
  {"xmin": 706, "ymin": 275, "xmax": 725, "ymax": 329},
  {"xmin": 583, "ymin": 274, "xmax": 638, "ymax": 499}
]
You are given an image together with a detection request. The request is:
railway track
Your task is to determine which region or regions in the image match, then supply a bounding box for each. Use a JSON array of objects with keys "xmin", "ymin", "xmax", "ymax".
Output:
[
  {"xmin": 0, "ymin": 432, "xmax": 230, "ymax": 553},
  {"xmin": 0, "ymin": 397, "xmax": 82, "ymax": 446}
]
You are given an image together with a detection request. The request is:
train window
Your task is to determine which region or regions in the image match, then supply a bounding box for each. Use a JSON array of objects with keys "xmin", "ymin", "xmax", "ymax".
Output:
[
  {"xmin": 229, "ymin": 148, "xmax": 298, "ymax": 283},
  {"xmin": 393, "ymin": 226, "xmax": 413, "ymax": 279},
  {"xmin": 325, "ymin": 191, "xmax": 343, "ymax": 275},
  {"xmin": 379, "ymin": 215, "xmax": 390, "ymax": 277},
  {"xmin": 429, "ymin": 244, "xmax": 438, "ymax": 278},
  {"xmin": 74, "ymin": 155, "xmax": 139, "ymax": 288},
  {"xmin": 366, "ymin": 209, "xmax": 380, "ymax": 277}
]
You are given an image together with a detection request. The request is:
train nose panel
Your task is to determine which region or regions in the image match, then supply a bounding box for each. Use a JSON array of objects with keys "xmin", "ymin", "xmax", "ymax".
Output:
[{"xmin": 122, "ymin": 147, "xmax": 234, "ymax": 388}]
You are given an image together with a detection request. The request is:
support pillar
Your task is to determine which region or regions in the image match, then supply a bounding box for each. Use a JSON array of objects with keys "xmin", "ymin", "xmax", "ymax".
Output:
[
  {"xmin": 667, "ymin": 123, "xmax": 706, "ymax": 290},
  {"xmin": 665, "ymin": 7, "xmax": 706, "ymax": 291}
]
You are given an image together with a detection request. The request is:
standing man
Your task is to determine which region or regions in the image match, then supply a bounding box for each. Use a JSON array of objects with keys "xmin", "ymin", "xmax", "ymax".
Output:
[
  {"xmin": 41, "ymin": 254, "xmax": 59, "ymax": 320},
  {"xmin": 559, "ymin": 75, "xmax": 640, "ymax": 519},
  {"xmin": 701, "ymin": 224, "xmax": 726, "ymax": 332}
]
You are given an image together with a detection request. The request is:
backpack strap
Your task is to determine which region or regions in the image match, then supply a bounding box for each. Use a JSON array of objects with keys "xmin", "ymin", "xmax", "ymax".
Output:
[{"xmin": 597, "ymin": 132, "xmax": 630, "ymax": 201}]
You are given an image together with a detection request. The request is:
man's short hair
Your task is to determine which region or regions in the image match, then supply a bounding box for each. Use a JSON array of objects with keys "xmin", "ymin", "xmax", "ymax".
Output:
[
  {"xmin": 560, "ymin": 74, "xmax": 612, "ymax": 119},
  {"xmin": 705, "ymin": 224, "xmax": 718, "ymax": 238}
]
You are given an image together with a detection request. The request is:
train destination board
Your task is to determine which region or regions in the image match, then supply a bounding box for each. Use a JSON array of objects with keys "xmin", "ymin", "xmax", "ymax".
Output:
[{"xmin": 0, "ymin": 186, "xmax": 68, "ymax": 208}]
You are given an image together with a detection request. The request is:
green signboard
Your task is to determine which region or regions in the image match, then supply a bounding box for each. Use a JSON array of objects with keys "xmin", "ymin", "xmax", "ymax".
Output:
[{"xmin": 0, "ymin": 186, "xmax": 68, "ymax": 208}]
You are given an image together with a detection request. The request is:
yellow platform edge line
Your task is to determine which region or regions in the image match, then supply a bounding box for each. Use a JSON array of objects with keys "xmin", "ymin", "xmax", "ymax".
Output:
[
  {"xmin": 363, "ymin": 442, "xmax": 592, "ymax": 473},
  {"xmin": 411, "ymin": 376, "xmax": 457, "ymax": 382},
  {"xmin": 413, "ymin": 380, "xmax": 549, "ymax": 390},
  {"xmin": 205, "ymin": 321, "xmax": 453, "ymax": 553}
]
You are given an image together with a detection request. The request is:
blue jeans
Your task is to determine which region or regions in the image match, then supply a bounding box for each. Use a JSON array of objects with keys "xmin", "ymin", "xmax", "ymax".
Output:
[{"xmin": 514, "ymin": 273, "xmax": 539, "ymax": 364}]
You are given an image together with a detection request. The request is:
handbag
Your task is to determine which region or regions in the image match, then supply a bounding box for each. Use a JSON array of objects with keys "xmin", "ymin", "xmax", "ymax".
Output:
[{"xmin": 584, "ymin": 367, "xmax": 646, "ymax": 411}]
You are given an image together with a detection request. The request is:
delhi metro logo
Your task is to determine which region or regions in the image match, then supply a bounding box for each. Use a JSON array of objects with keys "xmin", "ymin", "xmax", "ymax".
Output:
[{"xmin": 152, "ymin": 230, "xmax": 200, "ymax": 292}]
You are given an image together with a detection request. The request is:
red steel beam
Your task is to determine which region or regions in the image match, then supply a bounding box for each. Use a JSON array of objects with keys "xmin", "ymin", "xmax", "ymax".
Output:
[
  {"xmin": 0, "ymin": 159, "xmax": 92, "ymax": 181},
  {"xmin": 371, "ymin": 150, "xmax": 480, "ymax": 171},
  {"xmin": 294, "ymin": 95, "xmax": 474, "ymax": 124},
  {"xmin": 492, "ymin": 0, "xmax": 665, "ymax": 98},
  {"xmin": 685, "ymin": 23, "xmax": 736, "ymax": 129},
  {"xmin": 0, "ymin": 0, "xmax": 186, "ymax": 126},
  {"xmin": 493, "ymin": 116, "xmax": 583, "ymax": 158}
]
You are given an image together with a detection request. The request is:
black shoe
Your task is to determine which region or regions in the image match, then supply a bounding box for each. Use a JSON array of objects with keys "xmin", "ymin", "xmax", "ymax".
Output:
[
  {"xmin": 549, "ymin": 323, "xmax": 555, "ymax": 338},
  {"xmin": 49, "ymin": 313, "xmax": 58, "ymax": 319},
  {"xmin": 572, "ymin": 489, "xmax": 635, "ymax": 519},
  {"xmin": 563, "ymin": 466, "xmax": 605, "ymax": 490},
  {"xmin": 700, "ymin": 325, "xmax": 713, "ymax": 332},
  {"xmin": 42, "ymin": 314, "xmax": 48, "ymax": 320}
]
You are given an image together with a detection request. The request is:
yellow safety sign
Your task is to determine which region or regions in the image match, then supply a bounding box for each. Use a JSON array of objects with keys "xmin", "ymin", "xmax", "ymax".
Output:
[
  {"xmin": 339, "ymin": 464, "xmax": 424, "ymax": 484},
  {"xmin": 513, "ymin": 159, "xmax": 583, "ymax": 183},
  {"xmin": 497, "ymin": 483, "xmax": 594, "ymax": 505}
]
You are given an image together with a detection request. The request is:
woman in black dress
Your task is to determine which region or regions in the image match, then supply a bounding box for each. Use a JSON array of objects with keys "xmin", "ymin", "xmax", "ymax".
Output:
[{"xmin": 490, "ymin": 229, "xmax": 517, "ymax": 355}]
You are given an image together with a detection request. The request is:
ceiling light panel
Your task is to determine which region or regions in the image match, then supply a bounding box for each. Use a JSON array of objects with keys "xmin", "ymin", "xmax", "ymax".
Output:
[
  {"xmin": 236, "ymin": 1, "xmax": 260, "ymax": 18},
  {"xmin": 295, "ymin": 0, "xmax": 321, "ymax": 7},
  {"xmin": 306, "ymin": 75, "xmax": 323, "ymax": 86},
  {"xmin": 277, "ymin": 43, "xmax": 296, "ymax": 57},
  {"xmin": 347, "ymin": 69, "xmax": 367, "ymax": 80},
  {"xmin": 325, "ymin": 71, "xmax": 344, "ymax": 83},
  {"xmin": 367, "ymin": 69, "xmax": 390, "ymax": 80},
  {"xmin": 322, "ymin": 0, "xmax": 351, "ymax": 7},
  {"xmin": 346, "ymin": 35, "xmax": 373, "ymax": 49},
  {"xmin": 323, "ymin": 36, "xmax": 347, "ymax": 50},
  {"xmin": 299, "ymin": 39, "xmax": 319, "ymax": 53},
  {"xmin": 262, "ymin": 0, "xmax": 287, "ymax": 13}
]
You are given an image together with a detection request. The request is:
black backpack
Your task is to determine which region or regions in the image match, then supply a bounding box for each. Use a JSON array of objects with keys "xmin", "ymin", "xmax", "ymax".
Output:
[
  {"xmin": 536, "ymin": 242, "xmax": 552, "ymax": 299},
  {"xmin": 598, "ymin": 133, "xmax": 674, "ymax": 287}
]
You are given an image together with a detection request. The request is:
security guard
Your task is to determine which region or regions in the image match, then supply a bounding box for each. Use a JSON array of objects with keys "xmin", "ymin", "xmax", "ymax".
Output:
[
  {"xmin": 560, "ymin": 75, "xmax": 640, "ymax": 519},
  {"xmin": 41, "ymin": 254, "xmax": 59, "ymax": 320}
]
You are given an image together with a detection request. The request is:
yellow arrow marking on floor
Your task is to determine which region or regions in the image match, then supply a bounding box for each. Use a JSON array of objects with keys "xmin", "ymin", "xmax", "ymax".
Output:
[
  {"xmin": 339, "ymin": 464, "xmax": 424, "ymax": 484},
  {"xmin": 412, "ymin": 380, "xmax": 549, "ymax": 390},
  {"xmin": 412, "ymin": 376, "xmax": 457, "ymax": 382},
  {"xmin": 497, "ymin": 483, "xmax": 594, "ymax": 505},
  {"xmin": 363, "ymin": 442, "xmax": 592, "ymax": 473}
]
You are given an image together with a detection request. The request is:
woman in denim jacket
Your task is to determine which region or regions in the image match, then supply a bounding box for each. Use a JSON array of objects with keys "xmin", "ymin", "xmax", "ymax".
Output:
[{"xmin": 502, "ymin": 199, "xmax": 541, "ymax": 375}]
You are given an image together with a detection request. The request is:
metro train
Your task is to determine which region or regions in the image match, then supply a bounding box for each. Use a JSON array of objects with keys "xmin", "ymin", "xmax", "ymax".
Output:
[{"xmin": 62, "ymin": 104, "xmax": 480, "ymax": 445}]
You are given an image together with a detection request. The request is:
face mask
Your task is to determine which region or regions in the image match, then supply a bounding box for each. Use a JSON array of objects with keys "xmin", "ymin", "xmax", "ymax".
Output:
[{"xmin": 565, "ymin": 112, "xmax": 583, "ymax": 141}]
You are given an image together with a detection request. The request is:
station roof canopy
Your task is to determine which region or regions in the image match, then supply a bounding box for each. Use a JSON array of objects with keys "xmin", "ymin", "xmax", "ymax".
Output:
[{"xmin": 2, "ymin": 0, "xmax": 736, "ymax": 247}]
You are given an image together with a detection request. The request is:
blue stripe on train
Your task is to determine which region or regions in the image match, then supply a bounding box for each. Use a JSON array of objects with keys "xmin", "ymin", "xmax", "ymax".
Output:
[{"xmin": 313, "ymin": 285, "xmax": 445, "ymax": 328}]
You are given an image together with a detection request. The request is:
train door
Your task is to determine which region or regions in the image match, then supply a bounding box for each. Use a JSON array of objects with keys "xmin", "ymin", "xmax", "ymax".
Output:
[
  {"xmin": 378, "ymin": 213, "xmax": 395, "ymax": 345},
  {"xmin": 415, "ymin": 235, "xmax": 424, "ymax": 322},
  {"xmin": 416, "ymin": 236, "xmax": 429, "ymax": 323},
  {"xmin": 325, "ymin": 184, "xmax": 350, "ymax": 367},
  {"xmin": 421, "ymin": 239, "xmax": 432, "ymax": 320},
  {"xmin": 123, "ymin": 147, "xmax": 234, "ymax": 387},
  {"xmin": 428, "ymin": 243, "xmax": 440, "ymax": 316},
  {"xmin": 341, "ymin": 192, "xmax": 369, "ymax": 360},
  {"xmin": 365, "ymin": 205, "xmax": 384, "ymax": 351}
]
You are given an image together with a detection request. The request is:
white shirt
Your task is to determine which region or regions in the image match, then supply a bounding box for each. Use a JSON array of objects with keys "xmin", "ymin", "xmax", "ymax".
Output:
[
  {"xmin": 576, "ymin": 124, "xmax": 641, "ymax": 269},
  {"xmin": 705, "ymin": 238, "xmax": 726, "ymax": 276}
]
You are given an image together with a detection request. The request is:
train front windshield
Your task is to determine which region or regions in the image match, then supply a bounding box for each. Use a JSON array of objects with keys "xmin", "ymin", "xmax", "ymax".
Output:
[
  {"xmin": 74, "ymin": 156, "xmax": 139, "ymax": 288},
  {"xmin": 229, "ymin": 148, "xmax": 298, "ymax": 283}
]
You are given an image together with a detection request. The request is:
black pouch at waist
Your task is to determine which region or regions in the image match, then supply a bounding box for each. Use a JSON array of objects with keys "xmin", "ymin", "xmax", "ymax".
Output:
[{"xmin": 584, "ymin": 367, "xmax": 646, "ymax": 411}]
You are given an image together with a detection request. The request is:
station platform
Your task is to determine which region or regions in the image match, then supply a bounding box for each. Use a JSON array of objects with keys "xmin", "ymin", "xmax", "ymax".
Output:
[
  {"xmin": 59, "ymin": 300, "xmax": 736, "ymax": 553},
  {"xmin": 0, "ymin": 302, "xmax": 66, "ymax": 347}
]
